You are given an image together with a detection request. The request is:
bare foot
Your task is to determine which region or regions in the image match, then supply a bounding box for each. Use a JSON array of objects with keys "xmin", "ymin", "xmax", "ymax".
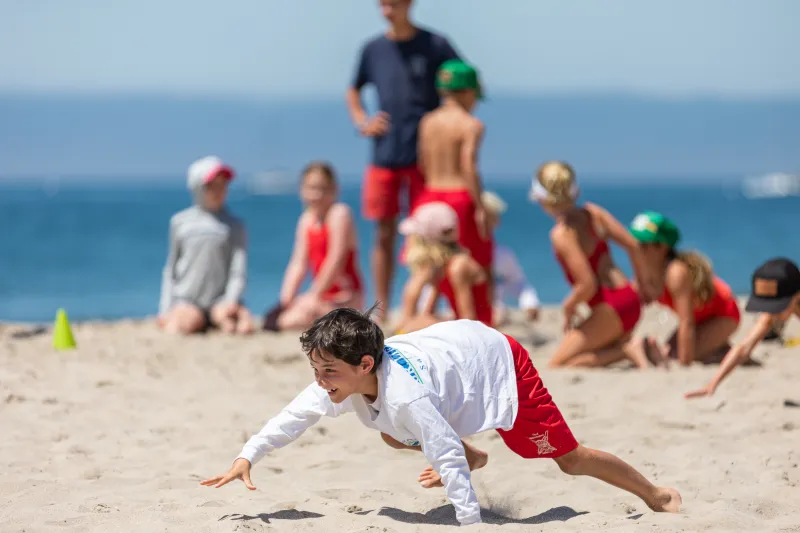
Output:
[
  {"xmin": 625, "ymin": 337, "xmax": 651, "ymax": 369},
  {"xmin": 645, "ymin": 338, "xmax": 670, "ymax": 368},
  {"xmin": 236, "ymin": 318, "xmax": 255, "ymax": 335},
  {"xmin": 418, "ymin": 447, "xmax": 489, "ymax": 488},
  {"xmin": 649, "ymin": 487, "xmax": 682, "ymax": 513}
]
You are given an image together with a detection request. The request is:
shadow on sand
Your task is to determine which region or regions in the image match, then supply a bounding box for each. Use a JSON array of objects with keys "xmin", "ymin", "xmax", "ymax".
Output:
[
  {"xmin": 378, "ymin": 504, "xmax": 587, "ymax": 526},
  {"xmin": 219, "ymin": 509, "xmax": 324, "ymax": 524}
]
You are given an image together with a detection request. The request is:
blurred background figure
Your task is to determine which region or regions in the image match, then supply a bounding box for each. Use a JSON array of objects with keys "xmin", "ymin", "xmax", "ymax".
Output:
[
  {"xmin": 532, "ymin": 162, "xmax": 650, "ymax": 369},
  {"xmin": 345, "ymin": 0, "xmax": 462, "ymax": 324},
  {"xmin": 629, "ymin": 211, "xmax": 741, "ymax": 365},
  {"xmin": 263, "ymin": 162, "xmax": 363, "ymax": 332},
  {"xmin": 158, "ymin": 156, "xmax": 254, "ymax": 335},
  {"xmin": 480, "ymin": 191, "xmax": 541, "ymax": 326},
  {"xmin": 395, "ymin": 202, "xmax": 489, "ymax": 334}
]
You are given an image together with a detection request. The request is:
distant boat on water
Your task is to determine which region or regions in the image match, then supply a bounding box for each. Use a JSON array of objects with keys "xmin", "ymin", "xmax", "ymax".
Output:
[
  {"xmin": 742, "ymin": 172, "xmax": 800, "ymax": 199},
  {"xmin": 245, "ymin": 170, "xmax": 295, "ymax": 195}
]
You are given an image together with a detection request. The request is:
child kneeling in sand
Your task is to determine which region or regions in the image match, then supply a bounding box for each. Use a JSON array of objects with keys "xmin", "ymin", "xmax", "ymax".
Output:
[
  {"xmin": 686, "ymin": 258, "xmax": 800, "ymax": 398},
  {"xmin": 394, "ymin": 202, "xmax": 491, "ymax": 333},
  {"xmin": 202, "ymin": 308, "xmax": 681, "ymax": 526}
]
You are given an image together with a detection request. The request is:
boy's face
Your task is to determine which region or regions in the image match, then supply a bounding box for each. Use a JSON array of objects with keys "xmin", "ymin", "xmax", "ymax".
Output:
[
  {"xmin": 203, "ymin": 174, "xmax": 228, "ymax": 211},
  {"xmin": 309, "ymin": 349, "xmax": 375, "ymax": 403}
]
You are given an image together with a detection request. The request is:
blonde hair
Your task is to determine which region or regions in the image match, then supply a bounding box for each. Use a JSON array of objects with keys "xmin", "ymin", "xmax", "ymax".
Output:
[
  {"xmin": 405, "ymin": 235, "xmax": 464, "ymax": 272},
  {"xmin": 673, "ymin": 249, "xmax": 715, "ymax": 305},
  {"xmin": 536, "ymin": 161, "xmax": 577, "ymax": 205}
]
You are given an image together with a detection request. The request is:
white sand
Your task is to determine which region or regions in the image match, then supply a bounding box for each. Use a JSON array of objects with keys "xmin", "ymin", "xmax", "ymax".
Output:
[{"xmin": 1, "ymin": 306, "xmax": 799, "ymax": 533}]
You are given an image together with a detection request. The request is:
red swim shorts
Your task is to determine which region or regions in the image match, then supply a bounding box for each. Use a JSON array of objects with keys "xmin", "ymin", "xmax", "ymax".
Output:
[
  {"xmin": 413, "ymin": 188, "xmax": 493, "ymax": 268},
  {"xmin": 591, "ymin": 283, "xmax": 642, "ymax": 334},
  {"xmin": 362, "ymin": 165, "xmax": 425, "ymax": 221},
  {"xmin": 496, "ymin": 335, "xmax": 579, "ymax": 459},
  {"xmin": 439, "ymin": 276, "xmax": 493, "ymax": 327}
]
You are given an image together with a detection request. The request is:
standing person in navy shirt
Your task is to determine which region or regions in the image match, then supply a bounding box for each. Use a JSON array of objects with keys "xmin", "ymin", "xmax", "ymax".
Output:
[{"xmin": 346, "ymin": 0, "xmax": 461, "ymax": 324}]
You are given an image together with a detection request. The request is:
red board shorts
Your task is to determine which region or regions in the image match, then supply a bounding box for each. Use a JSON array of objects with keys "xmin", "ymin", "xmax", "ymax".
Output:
[
  {"xmin": 362, "ymin": 165, "xmax": 425, "ymax": 221},
  {"xmin": 496, "ymin": 334, "xmax": 579, "ymax": 459},
  {"xmin": 412, "ymin": 188, "xmax": 494, "ymax": 268}
]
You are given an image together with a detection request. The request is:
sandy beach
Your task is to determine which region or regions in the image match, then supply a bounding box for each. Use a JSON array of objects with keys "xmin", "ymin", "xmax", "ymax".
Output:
[{"xmin": 1, "ymin": 305, "xmax": 799, "ymax": 533}]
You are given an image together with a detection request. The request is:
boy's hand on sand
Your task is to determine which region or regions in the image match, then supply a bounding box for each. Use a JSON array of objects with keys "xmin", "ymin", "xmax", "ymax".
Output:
[{"xmin": 200, "ymin": 458, "xmax": 256, "ymax": 490}]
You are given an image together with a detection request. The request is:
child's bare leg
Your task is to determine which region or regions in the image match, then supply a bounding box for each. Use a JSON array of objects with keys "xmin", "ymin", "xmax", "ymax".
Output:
[
  {"xmin": 209, "ymin": 304, "xmax": 237, "ymax": 334},
  {"xmin": 548, "ymin": 305, "xmax": 623, "ymax": 368},
  {"xmin": 553, "ymin": 445, "xmax": 681, "ymax": 513},
  {"xmin": 163, "ymin": 304, "xmax": 206, "ymax": 335},
  {"xmin": 380, "ymin": 433, "xmax": 488, "ymax": 488}
]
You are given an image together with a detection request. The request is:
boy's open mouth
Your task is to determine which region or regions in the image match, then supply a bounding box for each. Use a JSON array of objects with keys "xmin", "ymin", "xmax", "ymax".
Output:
[{"xmin": 326, "ymin": 388, "xmax": 338, "ymax": 394}]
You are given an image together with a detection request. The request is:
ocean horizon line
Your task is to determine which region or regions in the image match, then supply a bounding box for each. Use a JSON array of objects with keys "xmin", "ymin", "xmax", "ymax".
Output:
[
  {"xmin": 0, "ymin": 172, "xmax": 771, "ymax": 187},
  {"xmin": 2, "ymin": 89, "xmax": 799, "ymax": 106}
]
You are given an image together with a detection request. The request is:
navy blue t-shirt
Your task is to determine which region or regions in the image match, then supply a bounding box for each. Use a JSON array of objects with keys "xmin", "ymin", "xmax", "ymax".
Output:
[{"xmin": 352, "ymin": 28, "xmax": 460, "ymax": 169}]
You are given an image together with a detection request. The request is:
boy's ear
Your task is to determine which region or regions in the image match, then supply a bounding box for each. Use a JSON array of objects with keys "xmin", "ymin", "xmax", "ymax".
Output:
[{"xmin": 360, "ymin": 355, "xmax": 375, "ymax": 373}]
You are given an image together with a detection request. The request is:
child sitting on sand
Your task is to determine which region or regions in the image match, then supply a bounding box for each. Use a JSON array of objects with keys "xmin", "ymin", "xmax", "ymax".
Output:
[
  {"xmin": 532, "ymin": 161, "xmax": 652, "ymax": 368},
  {"xmin": 263, "ymin": 162, "xmax": 363, "ymax": 332},
  {"xmin": 201, "ymin": 308, "xmax": 682, "ymax": 526},
  {"xmin": 158, "ymin": 156, "xmax": 254, "ymax": 335},
  {"xmin": 686, "ymin": 258, "xmax": 800, "ymax": 398},
  {"xmin": 415, "ymin": 191, "xmax": 541, "ymax": 326},
  {"xmin": 394, "ymin": 202, "xmax": 490, "ymax": 333},
  {"xmin": 629, "ymin": 211, "xmax": 741, "ymax": 365}
]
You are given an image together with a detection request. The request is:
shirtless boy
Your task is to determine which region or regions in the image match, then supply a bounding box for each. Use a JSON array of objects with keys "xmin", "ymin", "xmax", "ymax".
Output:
[
  {"xmin": 202, "ymin": 308, "xmax": 682, "ymax": 527},
  {"xmin": 416, "ymin": 59, "xmax": 493, "ymax": 284}
]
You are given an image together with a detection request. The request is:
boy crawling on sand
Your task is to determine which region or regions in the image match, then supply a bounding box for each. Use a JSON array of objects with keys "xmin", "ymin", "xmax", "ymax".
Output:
[{"xmin": 202, "ymin": 308, "xmax": 681, "ymax": 526}]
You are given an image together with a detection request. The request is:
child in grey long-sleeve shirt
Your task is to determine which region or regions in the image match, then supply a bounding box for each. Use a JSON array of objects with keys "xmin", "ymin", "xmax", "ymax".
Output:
[{"xmin": 158, "ymin": 156, "xmax": 255, "ymax": 335}]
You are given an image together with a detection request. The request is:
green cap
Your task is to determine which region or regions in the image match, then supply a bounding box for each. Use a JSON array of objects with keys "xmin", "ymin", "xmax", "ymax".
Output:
[
  {"xmin": 436, "ymin": 59, "xmax": 484, "ymax": 100},
  {"xmin": 629, "ymin": 211, "xmax": 681, "ymax": 248}
]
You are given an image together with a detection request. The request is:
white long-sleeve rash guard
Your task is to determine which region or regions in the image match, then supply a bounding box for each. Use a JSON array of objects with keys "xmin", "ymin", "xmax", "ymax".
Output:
[{"xmin": 236, "ymin": 320, "xmax": 519, "ymax": 526}]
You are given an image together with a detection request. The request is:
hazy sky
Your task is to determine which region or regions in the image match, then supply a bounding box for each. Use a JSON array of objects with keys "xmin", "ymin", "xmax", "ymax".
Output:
[{"xmin": 2, "ymin": 0, "xmax": 798, "ymax": 98}]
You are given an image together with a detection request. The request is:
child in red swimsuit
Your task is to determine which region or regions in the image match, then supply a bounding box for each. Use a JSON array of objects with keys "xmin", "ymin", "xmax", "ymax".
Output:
[
  {"xmin": 263, "ymin": 162, "xmax": 364, "ymax": 331},
  {"xmin": 394, "ymin": 202, "xmax": 491, "ymax": 333},
  {"xmin": 629, "ymin": 211, "xmax": 740, "ymax": 365},
  {"xmin": 531, "ymin": 161, "xmax": 654, "ymax": 369}
]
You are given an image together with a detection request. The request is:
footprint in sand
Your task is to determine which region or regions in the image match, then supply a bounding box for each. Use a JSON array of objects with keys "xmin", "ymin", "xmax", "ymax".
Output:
[
  {"xmin": 4, "ymin": 394, "xmax": 26, "ymax": 403},
  {"xmin": 198, "ymin": 500, "xmax": 226, "ymax": 508}
]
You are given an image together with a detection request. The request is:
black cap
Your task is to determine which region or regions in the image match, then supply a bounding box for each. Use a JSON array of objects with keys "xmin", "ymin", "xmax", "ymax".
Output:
[{"xmin": 745, "ymin": 258, "xmax": 800, "ymax": 314}]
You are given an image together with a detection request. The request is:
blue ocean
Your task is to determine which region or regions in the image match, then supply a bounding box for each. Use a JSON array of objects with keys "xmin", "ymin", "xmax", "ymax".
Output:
[{"xmin": 1, "ymin": 177, "xmax": 798, "ymax": 323}]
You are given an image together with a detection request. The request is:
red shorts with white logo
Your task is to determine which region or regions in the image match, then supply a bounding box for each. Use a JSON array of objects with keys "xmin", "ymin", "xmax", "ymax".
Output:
[{"xmin": 496, "ymin": 334, "xmax": 579, "ymax": 459}]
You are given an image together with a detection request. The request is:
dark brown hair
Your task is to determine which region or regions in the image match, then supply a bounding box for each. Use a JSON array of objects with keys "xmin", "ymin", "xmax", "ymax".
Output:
[{"xmin": 299, "ymin": 303, "xmax": 385, "ymax": 373}]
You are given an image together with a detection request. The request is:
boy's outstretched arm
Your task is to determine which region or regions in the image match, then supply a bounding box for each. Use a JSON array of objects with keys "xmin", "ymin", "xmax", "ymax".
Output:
[
  {"xmin": 399, "ymin": 398, "xmax": 482, "ymax": 526},
  {"xmin": 201, "ymin": 383, "xmax": 352, "ymax": 489}
]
